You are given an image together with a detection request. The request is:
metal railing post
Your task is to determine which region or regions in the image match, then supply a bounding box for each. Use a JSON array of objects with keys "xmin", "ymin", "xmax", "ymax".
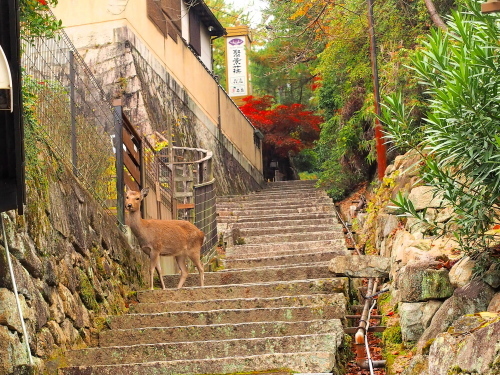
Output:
[
  {"xmin": 69, "ymin": 51, "xmax": 78, "ymax": 175},
  {"xmin": 113, "ymin": 99, "xmax": 125, "ymax": 225}
]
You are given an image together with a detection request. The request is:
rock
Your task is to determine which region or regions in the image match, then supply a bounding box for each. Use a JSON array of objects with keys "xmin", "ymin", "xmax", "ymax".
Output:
[
  {"xmin": 0, "ymin": 325, "xmax": 29, "ymax": 374},
  {"xmin": 408, "ymin": 186, "xmax": 445, "ymax": 211},
  {"xmin": 402, "ymin": 354, "xmax": 430, "ymax": 375},
  {"xmin": 328, "ymin": 255, "xmax": 390, "ymax": 278},
  {"xmin": 426, "ymin": 237, "xmax": 460, "ymax": 260},
  {"xmin": 383, "ymin": 214, "xmax": 399, "ymax": 237},
  {"xmin": 46, "ymin": 320, "xmax": 65, "ymax": 347},
  {"xmin": 35, "ymin": 327, "xmax": 55, "ymax": 357},
  {"xmin": 397, "ymin": 261, "xmax": 454, "ymax": 302},
  {"xmin": 488, "ymin": 293, "xmax": 500, "ymax": 313},
  {"xmin": 449, "ymin": 257, "xmax": 475, "ymax": 288},
  {"xmin": 417, "ymin": 280, "xmax": 495, "ymax": 352},
  {"xmin": 0, "ymin": 288, "xmax": 27, "ymax": 333},
  {"xmin": 483, "ymin": 266, "xmax": 500, "ymax": 289},
  {"xmin": 48, "ymin": 287, "xmax": 65, "ymax": 324},
  {"xmin": 435, "ymin": 206, "xmax": 454, "ymax": 223},
  {"xmin": 427, "ymin": 313, "xmax": 500, "ymax": 375},
  {"xmin": 399, "ymin": 300, "xmax": 442, "ymax": 342}
]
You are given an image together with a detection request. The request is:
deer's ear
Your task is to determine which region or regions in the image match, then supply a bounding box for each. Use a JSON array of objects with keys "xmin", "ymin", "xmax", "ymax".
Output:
[
  {"xmin": 141, "ymin": 187, "xmax": 150, "ymax": 198},
  {"xmin": 125, "ymin": 185, "xmax": 130, "ymax": 192}
]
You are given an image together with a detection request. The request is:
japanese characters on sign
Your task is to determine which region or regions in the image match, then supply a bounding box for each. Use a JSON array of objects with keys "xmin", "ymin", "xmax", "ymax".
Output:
[{"xmin": 226, "ymin": 36, "xmax": 248, "ymax": 97}]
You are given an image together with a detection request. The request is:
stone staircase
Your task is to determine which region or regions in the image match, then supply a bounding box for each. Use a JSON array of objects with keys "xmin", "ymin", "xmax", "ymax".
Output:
[{"xmin": 58, "ymin": 180, "xmax": 350, "ymax": 375}]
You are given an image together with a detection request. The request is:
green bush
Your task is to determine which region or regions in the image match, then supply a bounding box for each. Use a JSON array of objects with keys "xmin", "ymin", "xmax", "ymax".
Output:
[{"xmin": 381, "ymin": 0, "xmax": 500, "ymax": 265}]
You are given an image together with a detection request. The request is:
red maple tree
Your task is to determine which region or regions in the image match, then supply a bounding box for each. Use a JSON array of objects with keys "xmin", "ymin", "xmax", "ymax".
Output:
[{"xmin": 240, "ymin": 95, "xmax": 322, "ymax": 179}]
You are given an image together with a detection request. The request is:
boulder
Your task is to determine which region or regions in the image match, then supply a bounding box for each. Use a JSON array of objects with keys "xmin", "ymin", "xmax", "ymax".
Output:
[
  {"xmin": 397, "ymin": 261, "xmax": 454, "ymax": 302},
  {"xmin": 417, "ymin": 280, "xmax": 495, "ymax": 352},
  {"xmin": 402, "ymin": 354, "xmax": 430, "ymax": 375},
  {"xmin": 328, "ymin": 255, "xmax": 390, "ymax": 278},
  {"xmin": 484, "ymin": 265, "xmax": 500, "ymax": 289},
  {"xmin": 488, "ymin": 293, "xmax": 500, "ymax": 313},
  {"xmin": 0, "ymin": 325, "xmax": 29, "ymax": 374},
  {"xmin": 427, "ymin": 313, "xmax": 500, "ymax": 375},
  {"xmin": 0, "ymin": 288, "xmax": 27, "ymax": 333},
  {"xmin": 400, "ymin": 300, "xmax": 442, "ymax": 342},
  {"xmin": 408, "ymin": 186, "xmax": 445, "ymax": 211},
  {"xmin": 449, "ymin": 256, "xmax": 474, "ymax": 288}
]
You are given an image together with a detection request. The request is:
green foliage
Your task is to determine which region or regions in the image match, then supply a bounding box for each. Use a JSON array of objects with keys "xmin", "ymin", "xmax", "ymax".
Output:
[
  {"xmin": 20, "ymin": 0, "xmax": 62, "ymax": 44},
  {"xmin": 311, "ymin": 0, "xmax": 450, "ymax": 199},
  {"xmin": 383, "ymin": 0, "xmax": 500, "ymax": 262}
]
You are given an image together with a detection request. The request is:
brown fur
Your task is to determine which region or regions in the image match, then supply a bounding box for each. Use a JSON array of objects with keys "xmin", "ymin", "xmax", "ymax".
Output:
[{"xmin": 125, "ymin": 187, "xmax": 205, "ymax": 290}]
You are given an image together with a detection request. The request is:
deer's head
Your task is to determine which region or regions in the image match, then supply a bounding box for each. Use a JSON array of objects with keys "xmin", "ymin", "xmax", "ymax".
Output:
[{"xmin": 125, "ymin": 187, "xmax": 149, "ymax": 212}]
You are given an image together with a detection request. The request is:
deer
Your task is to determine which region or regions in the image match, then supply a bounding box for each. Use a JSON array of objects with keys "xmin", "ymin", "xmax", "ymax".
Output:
[{"xmin": 125, "ymin": 187, "xmax": 205, "ymax": 290}]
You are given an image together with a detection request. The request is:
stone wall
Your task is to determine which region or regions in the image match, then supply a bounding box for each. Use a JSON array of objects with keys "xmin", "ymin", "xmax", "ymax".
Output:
[
  {"xmin": 357, "ymin": 150, "xmax": 500, "ymax": 374},
  {"xmin": 0, "ymin": 157, "xmax": 149, "ymax": 374}
]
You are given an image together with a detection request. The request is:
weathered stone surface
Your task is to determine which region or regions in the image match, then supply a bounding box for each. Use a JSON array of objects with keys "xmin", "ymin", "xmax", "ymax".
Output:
[
  {"xmin": 488, "ymin": 293, "xmax": 500, "ymax": 313},
  {"xmin": 427, "ymin": 313, "xmax": 500, "ymax": 375},
  {"xmin": 397, "ymin": 261, "xmax": 454, "ymax": 302},
  {"xmin": 328, "ymin": 255, "xmax": 390, "ymax": 278},
  {"xmin": 417, "ymin": 280, "xmax": 495, "ymax": 352},
  {"xmin": 399, "ymin": 300, "xmax": 442, "ymax": 342},
  {"xmin": 0, "ymin": 325, "xmax": 29, "ymax": 375},
  {"xmin": 401, "ymin": 354, "xmax": 429, "ymax": 375},
  {"xmin": 408, "ymin": 186, "xmax": 445, "ymax": 211},
  {"xmin": 0, "ymin": 288, "xmax": 26, "ymax": 333},
  {"xmin": 484, "ymin": 266, "xmax": 500, "ymax": 289},
  {"xmin": 449, "ymin": 256, "xmax": 474, "ymax": 288}
]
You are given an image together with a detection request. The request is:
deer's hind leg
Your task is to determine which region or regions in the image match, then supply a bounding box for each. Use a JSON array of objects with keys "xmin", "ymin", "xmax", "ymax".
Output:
[
  {"xmin": 189, "ymin": 252, "xmax": 205, "ymax": 287},
  {"xmin": 175, "ymin": 255, "xmax": 189, "ymax": 288},
  {"xmin": 149, "ymin": 249, "xmax": 165, "ymax": 290}
]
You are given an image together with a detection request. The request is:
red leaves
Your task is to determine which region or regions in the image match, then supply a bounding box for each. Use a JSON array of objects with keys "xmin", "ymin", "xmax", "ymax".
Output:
[
  {"xmin": 240, "ymin": 95, "xmax": 322, "ymax": 157},
  {"xmin": 37, "ymin": 0, "xmax": 48, "ymax": 5}
]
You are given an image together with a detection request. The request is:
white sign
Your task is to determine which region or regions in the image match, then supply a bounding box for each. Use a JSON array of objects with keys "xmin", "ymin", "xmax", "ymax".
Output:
[{"xmin": 226, "ymin": 36, "xmax": 248, "ymax": 97}]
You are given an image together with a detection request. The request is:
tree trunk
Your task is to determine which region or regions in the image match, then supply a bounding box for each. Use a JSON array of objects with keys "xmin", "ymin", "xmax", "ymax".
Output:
[{"xmin": 423, "ymin": 0, "xmax": 448, "ymax": 31}]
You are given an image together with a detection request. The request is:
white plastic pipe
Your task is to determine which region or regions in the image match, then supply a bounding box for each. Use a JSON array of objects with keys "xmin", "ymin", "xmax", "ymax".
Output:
[{"xmin": 1, "ymin": 213, "xmax": 33, "ymax": 365}]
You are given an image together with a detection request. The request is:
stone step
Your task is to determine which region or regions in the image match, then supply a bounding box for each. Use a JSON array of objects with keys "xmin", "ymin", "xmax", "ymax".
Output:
[
  {"xmin": 217, "ymin": 211, "xmax": 337, "ymax": 224},
  {"xmin": 240, "ymin": 231, "xmax": 344, "ymax": 245},
  {"xmin": 228, "ymin": 217, "xmax": 338, "ymax": 229},
  {"xmin": 224, "ymin": 250, "xmax": 346, "ymax": 269},
  {"xmin": 65, "ymin": 332, "xmax": 343, "ymax": 367},
  {"xmin": 59, "ymin": 351, "xmax": 339, "ymax": 375},
  {"xmin": 220, "ymin": 205, "xmax": 335, "ymax": 218},
  {"xmin": 99, "ymin": 318, "xmax": 343, "ymax": 347},
  {"xmin": 233, "ymin": 224, "xmax": 343, "ymax": 237},
  {"xmin": 136, "ymin": 278, "xmax": 348, "ymax": 303},
  {"xmin": 130, "ymin": 293, "xmax": 345, "ymax": 314},
  {"xmin": 216, "ymin": 191, "xmax": 326, "ymax": 203},
  {"xmin": 162, "ymin": 263, "xmax": 333, "ymax": 288},
  {"xmin": 108, "ymin": 304, "xmax": 346, "ymax": 330},
  {"xmin": 266, "ymin": 180, "xmax": 318, "ymax": 186},
  {"xmin": 225, "ymin": 240, "xmax": 346, "ymax": 257},
  {"xmin": 216, "ymin": 197, "xmax": 332, "ymax": 209}
]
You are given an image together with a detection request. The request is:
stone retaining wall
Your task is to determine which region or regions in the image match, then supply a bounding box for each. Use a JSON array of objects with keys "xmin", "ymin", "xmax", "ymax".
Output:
[
  {"xmin": 357, "ymin": 150, "xmax": 500, "ymax": 374},
  {"xmin": 0, "ymin": 160, "xmax": 149, "ymax": 374}
]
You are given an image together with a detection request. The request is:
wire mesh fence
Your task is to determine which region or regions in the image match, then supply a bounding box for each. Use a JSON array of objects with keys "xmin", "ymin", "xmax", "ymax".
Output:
[
  {"xmin": 21, "ymin": 17, "xmax": 218, "ymax": 256},
  {"xmin": 22, "ymin": 31, "xmax": 118, "ymax": 218}
]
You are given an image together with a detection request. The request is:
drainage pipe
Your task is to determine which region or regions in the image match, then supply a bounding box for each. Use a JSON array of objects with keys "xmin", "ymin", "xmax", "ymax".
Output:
[
  {"xmin": 1, "ymin": 213, "xmax": 33, "ymax": 365},
  {"xmin": 355, "ymin": 278, "xmax": 386, "ymax": 371}
]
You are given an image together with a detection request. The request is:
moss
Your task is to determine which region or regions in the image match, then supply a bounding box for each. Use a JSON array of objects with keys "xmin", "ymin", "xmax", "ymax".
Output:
[
  {"xmin": 335, "ymin": 334, "xmax": 354, "ymax": 375},
  {"xmin": 421, "ymin": 338, "xmax": 435, "ymax": 355},
  {"xmin": 383, "ymin": 325, "xmax": 403, "ymax": 345},
  {"xmin": 235, "ymin": 237, "xmax": 246, "ymax": 245},
  {"xmin": 77, "ymin": 268, "xmax": 99, "ymax": 311}
]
